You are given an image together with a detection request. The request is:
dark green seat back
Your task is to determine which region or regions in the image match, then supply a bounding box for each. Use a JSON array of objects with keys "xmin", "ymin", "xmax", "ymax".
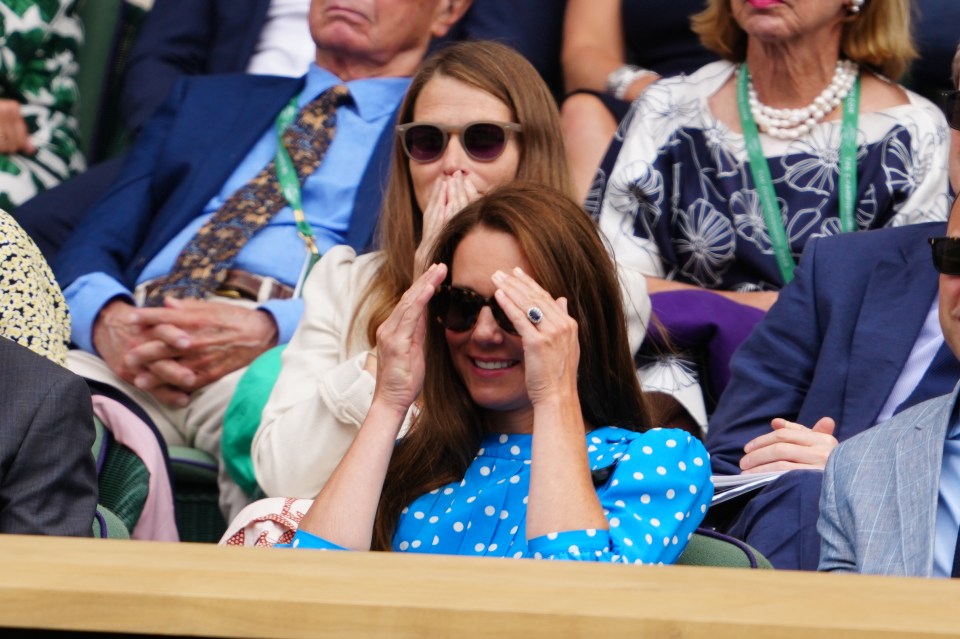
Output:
[
  {"xmin": 93, "ymin": 417, "xmax": 149, "ymax": 534},
  {"xmin": 168, "ymin": 445, "xmax": 226, "ymax": 543},
  {"xmin": 75, "ymin": 0, "xmax": 149, "ymax": 162},
  {"xmin": 92, "ymin": 504, "xmax": 131, "ymax": 539},
  {"xmin": 676, "ymin": 529, "xmax": 773, "ymax": 569}
]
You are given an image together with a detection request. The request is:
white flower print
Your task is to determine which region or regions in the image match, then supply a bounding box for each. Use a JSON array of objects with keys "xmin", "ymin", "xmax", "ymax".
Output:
[
  {"xmin": 637, "ymin": 354, "xmax": 707, "ymax": 428},
  {"xmin": 856, "ymin": 183, "xmax": 878, "ymax": 228},
  {"xmin": 701, "ymin": 119, "xmax": 741, "ymax": 178},
  {"xmin": 781, "ymin": 124, "xmax": 843, "ymax": 195},
  {"xmin": 784, "ymin": 207, "xmax": 822, "ymax": 256},
  {"xmin": 810, "ymin": 215, "xmax": 842, "ymax": 241},
  {"xmin": 584, "ymin": 168, "xmax": 606, "ymax": 218},
  {"xmin": 638, "ymin": 354, "xmax": 700, "ymax": 392},
  {"xmin": 731, "ymin": 189, "xmax": 774, "ymax": 254},
  {"xmin": 881, "ymin": 129, "xmax": 917, "ymax": 196},
  {"xmin": 909, "ymin": 130, "xmax": 938, "ymax": 188},
  {"xmin": 732, "ymin": 281, "xmax": 766, "ymax": 293},
  {"xmin": 639, "ymin": 82, "xmax": 701, "ymax": 143},
  {"xmin": 615, "ymin": 100, "xmax": 639, "ymax": 142},
  {"xmin": 888, "ymin": 191, "xmax": 953, "ymax": 227},
  {"xmin": 606, "ymin": 160, "xmax": 665, "ymax": 239},
  {"xmin": 674, "ymin": 198, "xmax": 735, "ymax": 287}
]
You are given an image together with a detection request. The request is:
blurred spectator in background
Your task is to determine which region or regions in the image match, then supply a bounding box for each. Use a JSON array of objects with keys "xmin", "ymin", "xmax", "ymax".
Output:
[
  {"xmin": 560, "ymin": 0, "xmax": 715, "ymax": 200},
  {"xmin": 0, "ymin": 0, "xmax": 83, "ymax": 211},
  {"xmin": 910, "ymin": 0, "xmax": 960, "ymax": 102},
  {"xmin": 14, "ymin": 0, "xmax": 315, "ymax": 260},
  {"xmin": 440, "ymin": 0, "xmax": 567, "ymax": 101}
]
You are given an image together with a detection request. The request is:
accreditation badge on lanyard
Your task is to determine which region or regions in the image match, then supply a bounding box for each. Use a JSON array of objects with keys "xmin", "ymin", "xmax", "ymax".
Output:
[
  {"xmin": 274, "ymin": 95, "xmax": 322, "ymax": 298},
  {"xmin": 736, "ymin": 64, "xmax": 860, "ymax": 285}
]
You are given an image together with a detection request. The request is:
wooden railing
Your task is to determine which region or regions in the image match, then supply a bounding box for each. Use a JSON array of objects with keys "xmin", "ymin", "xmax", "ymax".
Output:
[{"xmin": 0, "ymin": 535, "xmax": 958, "ymax": 638}]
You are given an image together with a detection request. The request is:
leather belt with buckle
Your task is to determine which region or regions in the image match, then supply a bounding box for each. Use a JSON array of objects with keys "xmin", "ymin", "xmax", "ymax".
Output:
[{"xmin": 137, "ymin": 269, "xmax": 294, "ymax": 305}]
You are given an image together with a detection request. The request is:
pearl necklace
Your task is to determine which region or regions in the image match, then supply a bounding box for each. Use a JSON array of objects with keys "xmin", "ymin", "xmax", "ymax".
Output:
[{"xmin": 746, "ymin": 60, "xmax": 859, "ymax": 140}]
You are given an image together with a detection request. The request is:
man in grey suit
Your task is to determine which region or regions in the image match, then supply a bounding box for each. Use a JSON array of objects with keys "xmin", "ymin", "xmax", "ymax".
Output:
[
  {"xmin": 0, "ymin": 337, "xmax": 98, "ymax": 536},
  {"xmin": 818, "ymin": 190, "xmax": 960, "ymax": 577}
]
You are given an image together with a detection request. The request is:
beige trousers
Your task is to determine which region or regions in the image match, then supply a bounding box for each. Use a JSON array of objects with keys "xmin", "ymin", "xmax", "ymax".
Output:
[{"xmin": 68, "ymin": 350, "xmax": 252, "ymax": 523}]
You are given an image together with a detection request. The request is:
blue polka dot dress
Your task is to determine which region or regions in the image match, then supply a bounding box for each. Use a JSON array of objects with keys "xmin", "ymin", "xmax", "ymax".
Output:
[{"xmin": 287, "ymin": 426, "xmax": 713, "ymax": 563}]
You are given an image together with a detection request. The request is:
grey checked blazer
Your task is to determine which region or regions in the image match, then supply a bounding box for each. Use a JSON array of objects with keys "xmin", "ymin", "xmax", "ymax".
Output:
[
  {"xmin": 0, "ymin": 337, "xmax": 97, "ymax": 536},
  {"xmin": 818, "ymin": 385, "xmax": 960, "ymax": 576}
]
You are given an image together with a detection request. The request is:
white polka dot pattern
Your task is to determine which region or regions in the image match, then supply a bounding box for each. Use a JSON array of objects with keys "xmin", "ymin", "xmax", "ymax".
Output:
[{"xmin": 285, "ymin": 426, "xmax": 713, "ymax": 563}]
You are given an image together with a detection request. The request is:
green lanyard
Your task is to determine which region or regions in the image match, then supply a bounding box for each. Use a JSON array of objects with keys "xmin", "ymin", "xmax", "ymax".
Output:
[
  {"xmin": 736, "ymin": 63, "xmax": 860, "ymax": 284},
  {"xmin": 274, "ymin": 96, "xmax": 321, "ymax": 295}
]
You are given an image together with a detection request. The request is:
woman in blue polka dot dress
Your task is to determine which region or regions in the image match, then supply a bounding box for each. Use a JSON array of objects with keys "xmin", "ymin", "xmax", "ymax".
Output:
[{"xmin": 284, "ymin": 184, "xmax": 713, "ymax": 563}]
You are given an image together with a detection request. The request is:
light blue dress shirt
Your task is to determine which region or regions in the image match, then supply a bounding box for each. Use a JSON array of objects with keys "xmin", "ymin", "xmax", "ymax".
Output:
[
  {"xmin": 65, "ymin": 64, "xmax": 410, "ymax": 353},
  {"xmin": 875, "ymin": 297, "xmax": 944, "ymax": 425},
  {"xmin": 933, "ymin": 412, "xmax": 960, "ymax": 577}
]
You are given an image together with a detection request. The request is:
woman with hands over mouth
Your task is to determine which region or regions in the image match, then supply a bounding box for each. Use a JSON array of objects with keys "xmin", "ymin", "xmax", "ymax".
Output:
[
  {"xmin": 248, "ymin": 41, "xmax": 653, "ymax": 500},
  {"xmin": 282, "ymin": 184, "xmax": 711, "ymax": 560}
]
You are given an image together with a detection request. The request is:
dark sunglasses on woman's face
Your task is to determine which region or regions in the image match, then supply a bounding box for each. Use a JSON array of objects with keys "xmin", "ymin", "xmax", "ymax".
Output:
[
  {"xmin": 429, "ymin": 285, "xmax": 518, "ymax": 335},
  {"xmin": 929, "ymin": 236, "xmax": 960, "ymax": 275},
  {"xmin": 938, "ymin": 90, "xmax": 960, "ymax": 131},
  {"xmin": 396, "ymin": 121, "xmax": 522, "ymax": 163}
]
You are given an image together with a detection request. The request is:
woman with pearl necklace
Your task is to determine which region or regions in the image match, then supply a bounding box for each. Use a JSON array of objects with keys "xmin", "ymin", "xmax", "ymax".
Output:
[
  {"xmin": 589, "ymin": 0, "xmax": 951, "ymax": 434},
  {"xmin": 593, "ymin": 0, "xmax": 950, "ymax": 306}
]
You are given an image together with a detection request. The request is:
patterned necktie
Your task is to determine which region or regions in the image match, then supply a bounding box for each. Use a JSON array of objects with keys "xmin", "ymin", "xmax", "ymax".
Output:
[{"xmin": 145, "ymin": 84, "xmax": 351, "ymax": 306}]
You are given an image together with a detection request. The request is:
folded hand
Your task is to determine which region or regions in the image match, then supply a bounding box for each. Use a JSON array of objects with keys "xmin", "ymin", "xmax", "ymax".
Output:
[
  {"xmin": 740, "ymin": 416, "xmax": 838, "ymax": 473},
  {"xmin": 121, "ymin": 298, "xmax": 278, "ymax": 406}
]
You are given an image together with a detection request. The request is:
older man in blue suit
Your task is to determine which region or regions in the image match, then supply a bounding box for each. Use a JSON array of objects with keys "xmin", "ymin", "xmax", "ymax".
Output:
[
  {"xmin": 819, "ymin": 191, "xmax": 960, "ymax": 576},
  {"xmin": 54, "ymin": 0, "xmax": 471, "ymax": 518}
]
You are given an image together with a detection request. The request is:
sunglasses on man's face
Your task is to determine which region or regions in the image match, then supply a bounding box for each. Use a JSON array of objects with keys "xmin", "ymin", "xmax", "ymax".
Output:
[
  {"xmin": 396, "ymin": 121, "xmax": 522, "ymax": 163},
  {"xmin": 938, "ymin": 90, "xmax": 960, "ymax": 131},
  {"xmin": 929, "ymin": 236, "xmax": 960, "ymax": 275},
  {"xmin": 429, "ymin": 285, "xmax": 518, "ymax": 335}
]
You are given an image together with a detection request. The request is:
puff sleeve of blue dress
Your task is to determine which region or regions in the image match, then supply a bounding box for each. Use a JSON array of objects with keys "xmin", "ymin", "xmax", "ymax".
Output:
[{"xmin": 283, "ymin": 426, "xmax": 713, "ymax": 564}]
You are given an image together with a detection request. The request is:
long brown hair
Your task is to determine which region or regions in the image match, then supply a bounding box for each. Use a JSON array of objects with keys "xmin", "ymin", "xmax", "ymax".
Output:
[
  {"xmin": 353, "ymin": 40, "xmax": 574, "ymax": 349},
  {"xmin": 371, "ymin": 183, "xmax": 651, "ymax": 549},
  {"xmin": 691, "ymin": 0, "xmax": 917, "ymax": 80}
]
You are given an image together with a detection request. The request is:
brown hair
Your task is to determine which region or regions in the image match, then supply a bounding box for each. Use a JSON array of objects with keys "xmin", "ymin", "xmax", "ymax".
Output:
[
  {"xmin": 691, "ymin": 0, "xmax": 917, "ymax": 80},
  {"xmin": 370, "ymin": 183, "xmax": 651, "ymax": 550},
  {"xmin": 354, "ymin": 40, "xmax": 574, "ymax": 348}
]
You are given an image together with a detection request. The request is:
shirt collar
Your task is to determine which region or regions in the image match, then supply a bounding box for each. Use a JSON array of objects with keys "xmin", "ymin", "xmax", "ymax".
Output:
[
  {"xmin": 301, "ymin": 63, "xmax": 411, "ymax": 122},
  {"xmin": 948, "ymin": 390, "xmax": 960, "ymax": 439}
]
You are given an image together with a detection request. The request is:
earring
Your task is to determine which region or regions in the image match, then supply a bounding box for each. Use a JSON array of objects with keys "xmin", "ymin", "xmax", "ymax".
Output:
[{"xmin": 848, "ymin": 0, "xmax": 865, "ymax": 14}]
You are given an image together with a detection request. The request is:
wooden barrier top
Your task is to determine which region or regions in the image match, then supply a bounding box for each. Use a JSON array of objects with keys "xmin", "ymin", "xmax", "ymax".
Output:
[{"xmin": 0, "ymin": 534, "xmax": 958, "ymax": 638}]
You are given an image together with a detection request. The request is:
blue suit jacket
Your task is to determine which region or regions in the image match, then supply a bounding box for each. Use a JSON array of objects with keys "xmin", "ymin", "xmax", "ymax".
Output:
[
  {"xmin": 54, "ymin": 72, "xmax": 393, "ymax": 292},
  {"xmin": 120, "ymin": 0, "xmax": 272, "ymax": 131},
  {"xmin": 819, "ymin": 386, "xmax": 957, "ymax": 576},
  {"xmin": 707, "ymin": 221, "xmax": 951, "ymax": 475}
]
